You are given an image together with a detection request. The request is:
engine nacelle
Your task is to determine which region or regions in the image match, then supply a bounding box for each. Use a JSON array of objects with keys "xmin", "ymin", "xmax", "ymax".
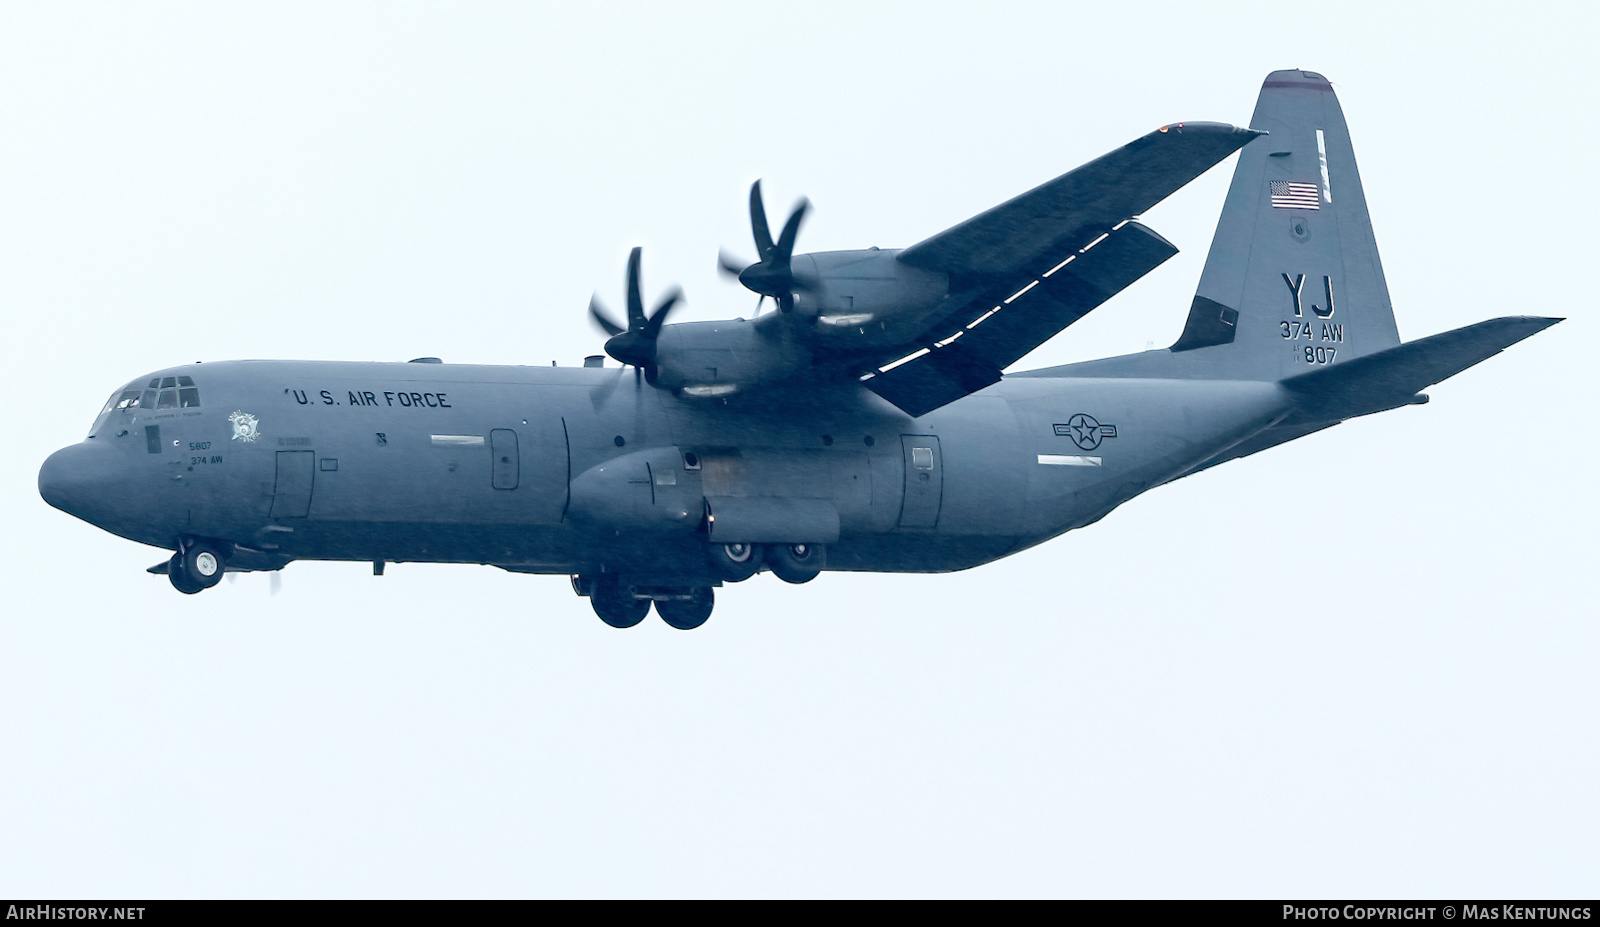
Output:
[
  {"xmin": 650, "ymin": 320, "xmax": 810, "ymax": 396},
  {"xmin": 791, "ymin": 249, "xmax": 948, "ymax": 334}
]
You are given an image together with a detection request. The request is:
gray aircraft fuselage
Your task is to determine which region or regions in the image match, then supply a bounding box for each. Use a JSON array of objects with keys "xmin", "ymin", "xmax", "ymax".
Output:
[
  {"xmin": 43, "ymin": 356, "xmax": 1284, "ymax": 584},
  {"xmin": 38, "ymin": 69, "xmax": 1559, "ymax": 626}
]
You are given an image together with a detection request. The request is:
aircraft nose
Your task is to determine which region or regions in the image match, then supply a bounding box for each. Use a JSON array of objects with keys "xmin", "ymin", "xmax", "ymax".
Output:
[{"xmin": 39, "ymin": 441, "xmax": 116, "ymax": 521}]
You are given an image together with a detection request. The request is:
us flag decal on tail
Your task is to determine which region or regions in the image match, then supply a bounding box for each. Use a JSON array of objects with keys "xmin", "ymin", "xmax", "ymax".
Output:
[{"xmin": 1270, "ymin": 181, "xmax": 1320, "ymax": 209}]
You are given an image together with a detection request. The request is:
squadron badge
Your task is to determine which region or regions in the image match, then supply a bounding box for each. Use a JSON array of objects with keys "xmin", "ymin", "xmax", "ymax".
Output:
[{"xmin": 229, "ymin": 410, "xmax": 261, "ymax": 443}]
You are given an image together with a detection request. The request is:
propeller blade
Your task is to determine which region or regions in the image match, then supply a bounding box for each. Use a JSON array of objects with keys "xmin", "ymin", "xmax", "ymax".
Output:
[
  {"xmin": 726, "ymin": 181, "xmax": 812, "ymax": 308},
  {"xmin": 624, "ymin": 246, "xmax": 645, "ymax": 331},
  {"xmin": 749, "ymin": 180, "xmax": 774, "ymax": 256},
  {"xmin": 774, "ymin": 198, "xmax": 809, "ymax": 262},
  {"xmin": 718, "ymin": 250, "xmax": 749, "ymax": 278},
  {"xmin": 642, "ymin": 287, "xmax": 682, "ymax": 341},
  {"xmin": 589, "ymin": 246, "xmax": 684, "ymax": 380},
  {"xmin": 589, "ymin": 296, "xmax": 625, "ymax": 337},
  {"xmin": 589, "ymin": 367, "xmax": 625, "ymax": 410}
]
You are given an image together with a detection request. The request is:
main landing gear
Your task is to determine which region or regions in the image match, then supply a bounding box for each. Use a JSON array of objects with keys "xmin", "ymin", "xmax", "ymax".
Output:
[
  {"xmin": 589, "ymin": 579, "xmax": 651, "ymax": 629},
  {"xmin": 707, "ymin": 542, "xmax": 826, "ymax": 584},
  {"xmin": 576, "ymin": 576, "xmax": 716, "ymax": 631},
  {"xmin": 577, "ymin": 540, "xmax": 826, "ymax": 630},
  {"xmin": 168, "ymin": 540, "xmax": 226, "ymax": 595}
]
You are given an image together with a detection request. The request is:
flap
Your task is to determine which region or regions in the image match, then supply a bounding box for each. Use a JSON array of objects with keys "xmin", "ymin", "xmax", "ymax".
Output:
[{"xmin": 864, "ymin": 221, "xmax": 1177, "ymax": 417}]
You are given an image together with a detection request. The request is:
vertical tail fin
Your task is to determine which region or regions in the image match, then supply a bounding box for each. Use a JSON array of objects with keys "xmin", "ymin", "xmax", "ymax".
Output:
[{"xmin": 1171, "ymin": 70, "xmax": 1400, "ymax": 379}]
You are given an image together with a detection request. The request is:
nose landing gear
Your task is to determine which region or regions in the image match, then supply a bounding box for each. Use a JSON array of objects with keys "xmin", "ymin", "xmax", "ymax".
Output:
[{"xmin": 168, "ymin": 540, "xmax": 226, "ymax": 594}]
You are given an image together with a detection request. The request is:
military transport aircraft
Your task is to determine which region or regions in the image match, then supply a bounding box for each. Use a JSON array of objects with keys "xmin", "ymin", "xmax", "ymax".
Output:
[{"xmin": 39, "ymin": 70, "xmax": 1558, "ymax": 630}]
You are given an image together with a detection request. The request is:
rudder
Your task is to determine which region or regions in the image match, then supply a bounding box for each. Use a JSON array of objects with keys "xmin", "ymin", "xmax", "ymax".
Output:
[{"xmin": 1171, "ymin": 70, "xmax": 1401, "ymax": 379}]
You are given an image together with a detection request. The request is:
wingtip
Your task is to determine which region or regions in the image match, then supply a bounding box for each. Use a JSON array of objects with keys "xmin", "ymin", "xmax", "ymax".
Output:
[{"xmin": 1154, "ymin": 122, "xmax": 1267, "ymax": 144}]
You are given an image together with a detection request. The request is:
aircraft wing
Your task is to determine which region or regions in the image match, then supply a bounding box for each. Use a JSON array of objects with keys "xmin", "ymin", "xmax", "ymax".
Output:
[
  {"xmin": 898, "ymin": 121, "xmax": 1261, "ymax": 276},
  {"xmin": 864, "ymin": 122, "xmax": 1262, "ymax": 417}
]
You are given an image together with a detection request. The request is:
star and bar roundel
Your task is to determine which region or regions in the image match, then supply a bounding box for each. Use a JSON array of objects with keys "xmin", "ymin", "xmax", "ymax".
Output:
[{"xmin": 1054, "ymin": 413, "xmax": 1118, "ymax": 451}]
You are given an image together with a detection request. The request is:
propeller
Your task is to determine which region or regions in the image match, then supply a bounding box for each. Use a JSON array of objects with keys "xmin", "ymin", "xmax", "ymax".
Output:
[
  {"xmin": 718, "ymin": 180, "xmax": 810, "ymax": 313},
  {"xmin": 588, "ymin": 247, "xmax": 682, "ymax": 382}
]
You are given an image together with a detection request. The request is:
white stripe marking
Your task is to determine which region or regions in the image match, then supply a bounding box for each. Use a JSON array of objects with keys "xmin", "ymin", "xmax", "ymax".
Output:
[
  {"xmin": 1316, "ymin": 129, "xmax": 1332, "ymax": 203},
  {"xmin": 1038, "ymin": 454, "xmax": 1101, "ymax": 467},
  {"xmin": 878, "ymin": 347, "xmax": 929, "ymax": 372},
  {"xmin": 1042, "ymin": 254, "xmax": 1076, "ymax": 277},
  {"xmin": 1004, "ymin": 279, "xmax": 1040, "ymax": 304}
]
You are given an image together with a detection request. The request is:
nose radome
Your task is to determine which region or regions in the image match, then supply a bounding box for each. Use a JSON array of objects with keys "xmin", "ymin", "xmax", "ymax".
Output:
[{"xmin": 39, "ymin": 442, "xmax": 112, "ymax": 521}]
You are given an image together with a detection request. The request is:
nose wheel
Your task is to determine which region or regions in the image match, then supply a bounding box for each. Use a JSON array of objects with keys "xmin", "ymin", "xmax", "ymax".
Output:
[{"xmin": 167, "ymin": 541, "xmax": 226, "ymax": 595}]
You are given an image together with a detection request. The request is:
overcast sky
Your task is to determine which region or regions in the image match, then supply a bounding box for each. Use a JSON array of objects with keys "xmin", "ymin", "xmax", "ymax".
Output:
[{"xmin": 2, "ymin": 1, "xmax": 1594, "ymax": 898}]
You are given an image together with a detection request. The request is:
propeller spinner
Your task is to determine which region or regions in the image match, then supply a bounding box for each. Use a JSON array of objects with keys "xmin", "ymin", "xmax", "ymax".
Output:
[
  {"xmin": 718, "ymin": 180, "xmax": 810, "ymax": 313},
  {"xmin": 588, "ymin": 247, "xmax": 682, "ymax": 380}
]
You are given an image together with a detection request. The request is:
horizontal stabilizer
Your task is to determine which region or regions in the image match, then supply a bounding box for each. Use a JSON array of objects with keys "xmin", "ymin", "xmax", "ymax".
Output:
[{"xmin": 1282, "ymin": 316, "xmax": 1562, "ymax": 422}]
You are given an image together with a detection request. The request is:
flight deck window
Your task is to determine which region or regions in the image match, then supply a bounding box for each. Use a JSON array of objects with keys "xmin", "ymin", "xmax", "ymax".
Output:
[{"xmin": 120, "ymin": 378, "xmax": 202, "ymax": 410}]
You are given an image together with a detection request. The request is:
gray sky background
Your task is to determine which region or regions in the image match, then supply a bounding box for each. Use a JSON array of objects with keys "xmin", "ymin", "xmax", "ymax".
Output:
[{"xmin": 2, "ymin": 1, "xmax": 1594, "ymax": 898}]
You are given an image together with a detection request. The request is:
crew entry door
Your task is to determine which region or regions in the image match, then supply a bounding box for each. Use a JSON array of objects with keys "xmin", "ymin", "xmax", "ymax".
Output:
[
  {"xmin": 898, "ymin": 435, "xmax": 943, "ymax": 528},
  {"xmin": 270, "ymin": 450, "xmax": 314, "ymax": 518},
  {"xmin": 491, "ymin": 428, "xmax": 519, "ymax": 490}
]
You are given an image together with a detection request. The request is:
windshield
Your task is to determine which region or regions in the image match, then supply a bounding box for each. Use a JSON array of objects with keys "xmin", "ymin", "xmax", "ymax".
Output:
[{"xmin": 88, "ymin": 375, "xmax": 204, "ymax": 436}]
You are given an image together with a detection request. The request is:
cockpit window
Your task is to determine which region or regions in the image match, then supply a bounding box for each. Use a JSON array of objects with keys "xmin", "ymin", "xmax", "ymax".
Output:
[
  {"xmin": 92, "ymin": 374, "xmax": 203, "ymax": 437},
  {"xmin": 101, "ymin": 390, "xmax": 141, "ymax": 416},
  {"xmin": 114, "ymin": 377, "xmax": 202, "ymax": 413}
]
